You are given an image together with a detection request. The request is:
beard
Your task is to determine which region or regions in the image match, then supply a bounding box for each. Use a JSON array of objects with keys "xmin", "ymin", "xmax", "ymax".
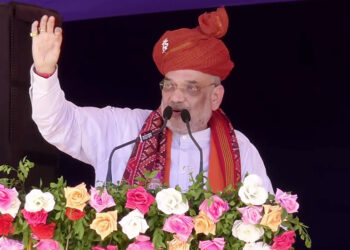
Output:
[{"xmin": 166, "ymin": 116, "xmax": 188, "ymax": 134}]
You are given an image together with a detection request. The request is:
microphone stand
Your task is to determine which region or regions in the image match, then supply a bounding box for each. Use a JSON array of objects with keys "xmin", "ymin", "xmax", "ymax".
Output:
[
  {"xmin": 181, "ymin": 109, "xmax": 203, "ymax": 174},
  {"xmin": 106, "ymin": 106, "xmax": 172, "ymax": 183}
]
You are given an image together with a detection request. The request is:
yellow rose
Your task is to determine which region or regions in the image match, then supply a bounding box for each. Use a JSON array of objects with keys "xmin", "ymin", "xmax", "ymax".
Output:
[
  {"xmin": 64, "ymin": 183, "xmax": 90, "ymax": 211},
  {"xmin": 90, "ymin": 210, "xmax": 118, "ymax": 240},
  {"xmin": 260, "ymin": 205, "xmax": 282, "ymax": 232},
  {"xmin": 167, "ymin": 235, "xmax": 190, "ymax": 250},
  {"xmin": 193, "ymin": 211, "xmax": 216, "ymax": 235}
]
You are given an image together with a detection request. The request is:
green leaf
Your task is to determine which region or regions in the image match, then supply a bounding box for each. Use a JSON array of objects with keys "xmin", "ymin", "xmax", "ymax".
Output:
[
  {"xmin": 153, "ymin": 228, "xmax": 166, "ymax": 249},
  {"xmin": 147, "ymin": 170, "xmax": 159, "ymax": 179},
  {"xmin": 281, "ymin": 208, "xmax": 288, "ymax": 220},
  {"xmin": 18, "ymin": 173, "xmax": 24, "ymax": 182},
  {"xmin": 73, "ymin": 220, "xmax": 85, "ymax": 239},
  {"xmin": 135, "ymin": 176, "xmax": 147, "ymax": 183}
]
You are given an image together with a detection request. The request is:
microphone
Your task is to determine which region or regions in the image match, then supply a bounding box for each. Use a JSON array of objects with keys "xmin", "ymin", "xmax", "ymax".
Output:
[
  {"xmin": 180, "ymin": 109, "xmax": 203, "ymax": 174},
  {"xmin": 106, "ymin": 106, "xmax": 173, "ymax": 182}
]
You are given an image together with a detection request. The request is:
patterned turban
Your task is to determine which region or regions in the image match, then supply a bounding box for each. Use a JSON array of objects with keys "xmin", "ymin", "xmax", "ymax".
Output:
[{"xmin": 152, "ymin": 7, "xmax": 234, "ymax": 80}]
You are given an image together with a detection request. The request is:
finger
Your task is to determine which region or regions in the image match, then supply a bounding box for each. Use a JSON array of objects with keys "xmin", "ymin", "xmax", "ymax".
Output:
[
  {"xmin": 39, "ymin": 15, "xmax": 48, "ymax": 33},
  {"xmin": 31, "ymin": 20, "xmax": 39, "ymax": 34},
  {"xmin": 54, "ymin": 26, "xmax": 62, "ymax": 36},
  {"xmin": 54, "ymin": 27, "xmax": 63, "ymax": 44},
  {"xmin": 47, "ymin": 16, "xmax": 55, "ymax": 33}
]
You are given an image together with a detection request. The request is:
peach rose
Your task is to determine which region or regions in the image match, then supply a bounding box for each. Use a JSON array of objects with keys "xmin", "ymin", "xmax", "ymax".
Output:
[
  {"xmin": 64, "ymin": 183, "xmax": 90, "ymax": 211},
  {"xmin": 90, "ymin": 210, "xmax": 118, "ymax": 240},
  {"xmin": 260, "ymin": 205, "xmax": 282, "ymax": 232},
  {"xmin": 167, "ymin": 235, "xmax": 190, "ymax": 250},
  {"xmin": 193, "ymin": 211, "xmax": 216, "ymax": 235}
]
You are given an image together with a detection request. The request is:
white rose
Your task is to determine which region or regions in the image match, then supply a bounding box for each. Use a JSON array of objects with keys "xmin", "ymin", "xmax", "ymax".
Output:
[
  {"xmin": 155, "ymin": 188, "xmax": 189, "ymax": 215},
  {"xmin": 119, "ymin": 209, "xmax": 149, "ymax": 239},
  {"xmin": 24, "ymin": 189, "xmax": 55, "ymax": 212},
  {"xmin": 239, "ymin": 174, "xmax": 268, "ymax": 205},
  {"xmin": 232, "ymin": 220, "xmax": 264, "ymax": 243},
  {"xmin": 0, "ymin": 196, "xmax": 21, "ymax": 218},
  {"xmin": 243, "ymin": 241, "xmax": 271, "ymax": 250}
]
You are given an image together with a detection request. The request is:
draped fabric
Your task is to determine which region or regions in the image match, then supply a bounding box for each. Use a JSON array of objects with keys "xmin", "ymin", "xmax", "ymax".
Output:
[{"xmin": 122, "ymin": 108, "xmax": 241, "ymax": 191}]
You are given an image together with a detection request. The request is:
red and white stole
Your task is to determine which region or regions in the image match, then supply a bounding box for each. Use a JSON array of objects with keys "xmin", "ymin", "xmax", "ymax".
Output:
[{"xmin": 122, "ymin": 108, "xmax": 241, "ymax": 192}]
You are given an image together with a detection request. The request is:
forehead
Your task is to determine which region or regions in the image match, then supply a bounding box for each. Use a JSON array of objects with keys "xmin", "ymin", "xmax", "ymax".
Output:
[{"xmin": 165, "ymin": 69, "xmax": 214, "ymax": 84}]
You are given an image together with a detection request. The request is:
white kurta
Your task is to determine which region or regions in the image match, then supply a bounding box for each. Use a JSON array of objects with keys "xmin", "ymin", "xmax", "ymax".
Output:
[{"xmin": 29, "ymin": 67, "xmax": 273, "ymax": 193}]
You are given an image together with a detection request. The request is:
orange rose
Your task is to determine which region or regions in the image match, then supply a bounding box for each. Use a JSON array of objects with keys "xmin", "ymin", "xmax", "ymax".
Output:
[
  {"xmin": 193, "ymin": 211, "xmax": 216, "ymax": 235},
  {"xmin": 90, "ymin": 210, "xmax": 118, "ymax": 240},
  {"xmin": 260, "ymin": 205, "xmax": 282, "ymax": 232},
  {"xmin": 64, "ymin": 183, "xmax": 90, "ymax": 211},
  {"xmin": 167, "ymin": 235, "xmax": 190, "ymax": 250}
]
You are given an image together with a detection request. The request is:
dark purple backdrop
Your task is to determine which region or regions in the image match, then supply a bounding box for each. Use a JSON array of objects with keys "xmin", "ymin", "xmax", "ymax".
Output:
[{"xmin": 5, "ymin": 0, "xmax": 302, "ymax": 21}]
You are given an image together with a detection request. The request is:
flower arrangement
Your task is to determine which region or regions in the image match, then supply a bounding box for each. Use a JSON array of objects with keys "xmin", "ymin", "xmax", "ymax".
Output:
[{"xmin": 0, "ymin": 158, "xmax": 311, "ymax": 249}]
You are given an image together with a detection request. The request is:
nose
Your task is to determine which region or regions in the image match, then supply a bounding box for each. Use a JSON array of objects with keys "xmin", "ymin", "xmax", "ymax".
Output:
[{"xmin": 170, "ymin": 87, "xmax": 186, "ymax": 103}]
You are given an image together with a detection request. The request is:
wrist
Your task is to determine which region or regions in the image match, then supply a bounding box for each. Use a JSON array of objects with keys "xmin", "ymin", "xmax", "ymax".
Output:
[
  {"xmin": 34, "ymin": 66, "xmax": 55, "ymax": 78},
  {"xmin": 34, "ymin": 65, "xmax": 56, "ymax": 75}
]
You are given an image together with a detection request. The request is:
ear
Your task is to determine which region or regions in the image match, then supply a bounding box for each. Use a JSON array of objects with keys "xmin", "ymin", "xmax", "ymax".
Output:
[{"xmin": 211, "ymin": 85, "xmax": 224, "ymax": 111}]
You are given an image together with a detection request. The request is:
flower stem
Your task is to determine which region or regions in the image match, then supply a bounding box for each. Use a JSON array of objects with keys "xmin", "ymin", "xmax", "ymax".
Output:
[
  {"xmin": 27, "ymin": 238, "xmax": 32, "ymax": 250},
  {"xmin": 65, "ymin": 224, "xmax": 72, "ymax": 250}
]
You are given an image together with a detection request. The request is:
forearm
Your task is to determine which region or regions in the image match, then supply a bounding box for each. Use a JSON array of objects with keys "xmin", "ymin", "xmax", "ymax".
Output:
[{"xmin": 29, "ymin": 66, "xmax": 89, "ymax": 164}]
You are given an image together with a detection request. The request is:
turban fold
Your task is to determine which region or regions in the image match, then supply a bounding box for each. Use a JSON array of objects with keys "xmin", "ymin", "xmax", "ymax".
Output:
[{"xmin": 152, "ymin": 7, "xmax": 234, "ymax": 80}]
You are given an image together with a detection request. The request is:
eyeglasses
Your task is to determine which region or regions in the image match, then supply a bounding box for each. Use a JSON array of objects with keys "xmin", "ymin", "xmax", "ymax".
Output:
[{"xmin": 159, "ymin": 79, "xmax": 219, "ymax": 96}]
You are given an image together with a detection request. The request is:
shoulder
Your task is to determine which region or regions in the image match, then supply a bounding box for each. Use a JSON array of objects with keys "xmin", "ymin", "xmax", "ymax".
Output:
[
  {"xmin": 234, "ymin": 129, "xmax": 253, "ymax": 148},
  {"xmin": 108, "ymin": 107, "xmax": 152, "ymax": 120},
  {"xmin": 234, "ymin": 129, "xmax": 262, "ymax": 161},
  {"xmin": 106, "ymin": 107, "xmax": 152, "ymax": 129}
]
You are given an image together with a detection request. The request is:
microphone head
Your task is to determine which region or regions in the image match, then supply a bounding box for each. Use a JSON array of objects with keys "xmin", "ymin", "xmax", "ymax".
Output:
[
  {"xmin": 163, "ymin": 106, "xmax": 173, "ymax": 120},
  {"xmin": 181, "ymin": 109, "xmax": 191, "ymax": 123}
]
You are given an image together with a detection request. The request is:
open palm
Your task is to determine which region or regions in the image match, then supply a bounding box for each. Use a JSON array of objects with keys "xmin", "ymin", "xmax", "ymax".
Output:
[{"xmin": 32, "ymin": 15, "xmax": 62, "ymax": 74}]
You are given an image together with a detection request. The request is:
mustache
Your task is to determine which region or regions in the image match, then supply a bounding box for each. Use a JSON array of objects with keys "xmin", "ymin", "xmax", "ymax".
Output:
[{"xmin": 168, "ymin": 104, "xmax": 188, "ymax": 112}]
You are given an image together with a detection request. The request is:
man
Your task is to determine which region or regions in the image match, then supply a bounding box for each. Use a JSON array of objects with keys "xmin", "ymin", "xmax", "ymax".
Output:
[{"xmin": 29, "ymin": 7, "xmax": 273, "ymax": 193}]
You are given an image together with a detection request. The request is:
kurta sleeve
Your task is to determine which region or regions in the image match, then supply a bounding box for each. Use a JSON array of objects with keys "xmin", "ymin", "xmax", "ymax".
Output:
[
  {"xmin": 29, "ymin": 66, "xmax": 150, "ymax": 172},
  {"xmin": 235, "ymin": 130, "xmax": 274, "ymax": 194}
]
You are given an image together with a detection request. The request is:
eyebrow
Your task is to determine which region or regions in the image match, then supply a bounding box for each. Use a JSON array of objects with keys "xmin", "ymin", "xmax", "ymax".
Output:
[{"xmin": 164, "ymin": 77, "xmax": 199, "ymax": 84}]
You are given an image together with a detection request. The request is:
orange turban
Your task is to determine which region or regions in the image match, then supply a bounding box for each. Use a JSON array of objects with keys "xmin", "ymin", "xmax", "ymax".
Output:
[{"xmin": 152, "ymin": 7, "xmax": 234, "ymax": 80}]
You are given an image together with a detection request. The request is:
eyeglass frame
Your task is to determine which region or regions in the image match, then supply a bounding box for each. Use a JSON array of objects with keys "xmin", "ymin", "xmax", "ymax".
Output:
[{"xmin": 159, "ymin": 78, "xmax": 220, "ymax": 97}]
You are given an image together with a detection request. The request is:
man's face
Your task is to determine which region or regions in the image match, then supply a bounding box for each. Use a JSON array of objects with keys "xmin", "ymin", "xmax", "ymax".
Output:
[{"xmin": 160, "ymin": 69, "xmax": 224, "ymax": 134}]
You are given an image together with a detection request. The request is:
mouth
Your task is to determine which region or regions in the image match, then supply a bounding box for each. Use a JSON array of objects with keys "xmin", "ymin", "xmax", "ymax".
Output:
[{"xmin": 172, "ymin": 109, "xmax": 181, "ymax": 117}]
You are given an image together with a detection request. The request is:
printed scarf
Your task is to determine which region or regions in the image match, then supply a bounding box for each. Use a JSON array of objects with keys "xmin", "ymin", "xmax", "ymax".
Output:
[{"xmin": 122, "ymin": 109, "xmax": 241, "ymax": 191}]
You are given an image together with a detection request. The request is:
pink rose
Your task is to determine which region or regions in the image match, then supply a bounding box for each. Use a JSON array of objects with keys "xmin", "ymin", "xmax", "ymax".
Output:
[
  {"xmin": 199, "ymin": 195, "xmax": 229, "ymax": 223},
  {"xmin": 92, "ymin": 245, "xmax": 118, "ymax": 250},
  {"xmin": 106, "ymin": 246, "xmax": 118, "ymax": 250},
  {"xmin": 0, "ymin": 184, "xmax": 18, "ymax": 210},
  {"xmin": 21, "ymin": 209, "xmax": 48, "ymax": 226},
  {"xmin": 163, "ymin": 215, "xmax": 194, "ymax": 241},
  {"xmin": 271, "ymin": 231, "xmax": 295, "ymax": 250},
  {"xmin": 275, "ymin": 189, "xmax": 299, "ymax": 213},
  {"xmin": 199, "ymin": 237, "xmax": 225, "ymax": 250},
  {"xmin": 92, "ymin": 246, "xmax": 105, "ymax": 250},
  {"xmin": 126, "ymin": 235, "xmax": 155, "ymax": 250},
  {"xmin": 0, "ymin": 237, "xmax": 24, "ymax": 250},
  {"xmin": 237, "ymin": 206, "xmax": 263, "ymax": 224},
  {"xmin": 89, "ymin": 187, "xmax": 116, "ymax": 213},
  {"xmin": 125, "ymin": 186, "xmax": 155, "ymax": 215},
  {"xmin": 33, "ymin": 239, "xmax": 60, "ymax": 250}
]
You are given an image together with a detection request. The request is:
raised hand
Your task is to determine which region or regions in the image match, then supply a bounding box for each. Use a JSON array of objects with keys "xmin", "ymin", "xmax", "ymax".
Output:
[{"xmin": 31, "ymin": 15, "xmax": 63, "ymax": 74}]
